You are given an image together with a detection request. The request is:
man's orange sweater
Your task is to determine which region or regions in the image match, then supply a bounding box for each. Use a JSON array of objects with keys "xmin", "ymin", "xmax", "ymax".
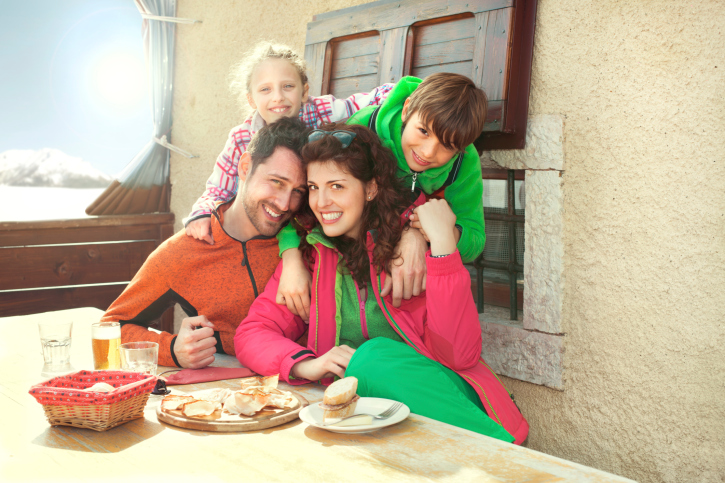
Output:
[{"xmin": 102, "ymin": 200, "xmax": 280, "ymax": 367}]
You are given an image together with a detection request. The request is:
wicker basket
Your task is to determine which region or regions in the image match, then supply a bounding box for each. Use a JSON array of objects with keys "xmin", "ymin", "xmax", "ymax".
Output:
[{"xmin": 29, "ymin": 370, "xmax": 157, "ymax": 432}]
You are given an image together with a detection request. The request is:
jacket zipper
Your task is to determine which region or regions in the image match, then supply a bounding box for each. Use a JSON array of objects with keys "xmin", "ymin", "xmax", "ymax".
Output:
[
  {"xmin": 356, "ymin": 282, "xmax": 369, "ymax": 340},
  {"xmin": 212, "ymin": 204, "xmax": 261, "ymax": 298},
  {"xmin": 410, "ymin": 171, "xmax": 419, "ymax": 191},
  {"xmin": 240, "ymin": 241, "xmax": 259, "ymax": 297}
]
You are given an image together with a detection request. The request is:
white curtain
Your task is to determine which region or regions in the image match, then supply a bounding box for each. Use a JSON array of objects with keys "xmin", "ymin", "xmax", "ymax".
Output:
[{"xmin": 86, "ymin": 0, "xmax": 176, "ymax": 215}]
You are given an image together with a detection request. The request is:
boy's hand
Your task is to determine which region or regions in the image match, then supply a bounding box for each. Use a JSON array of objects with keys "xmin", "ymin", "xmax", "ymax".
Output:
[
  {"xmin": 185, "ymin": 217, "xmax": 214, "ymax": 245},
  {"xmin": 414, "ymin": 199, "xmax": 458, "ymax": 256},
  {"xmin": 290, "ymin": 345, "xmax": 355, "ymax": 381},
  {"xmin": 381, "ymin": 226, "xmax": 427, "ymax": 307},
  {"xmin": 174, "ymin": 316, "xmax": 217, "ymax": 368},
  {"xmin": 276, "ymin": 248, "xmax": 312, "ymax": 322},
  {"xmin": 409, "ymin": 207, "xmax": 461, "ymax": 247}
]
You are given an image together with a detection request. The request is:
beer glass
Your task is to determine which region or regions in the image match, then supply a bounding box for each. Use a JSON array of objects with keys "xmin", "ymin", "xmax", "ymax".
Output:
[{"xmin": 91, "ymin": 322, "xmax": 121, "ymax": 370}]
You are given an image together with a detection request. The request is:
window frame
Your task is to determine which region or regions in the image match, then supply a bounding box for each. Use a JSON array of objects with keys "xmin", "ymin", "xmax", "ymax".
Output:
[{"xmin": 472, "ymin": 168, "xmax": 526, "ymax": 320}]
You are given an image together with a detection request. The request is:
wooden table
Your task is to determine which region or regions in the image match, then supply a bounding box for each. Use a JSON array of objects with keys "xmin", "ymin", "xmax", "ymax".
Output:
[{"xmin": 0, "ymin": 308, "xmax": 633, "ymax": 482}]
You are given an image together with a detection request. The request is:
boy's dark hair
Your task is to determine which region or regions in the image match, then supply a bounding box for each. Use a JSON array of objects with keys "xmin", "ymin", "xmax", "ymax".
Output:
[
  {"xmin": 405, "ymin": 72, "xmax": 488, "ymax": 151},
  {"xmin": 247, "ymin": 117, "xmax": 309, "ymax": 175}
]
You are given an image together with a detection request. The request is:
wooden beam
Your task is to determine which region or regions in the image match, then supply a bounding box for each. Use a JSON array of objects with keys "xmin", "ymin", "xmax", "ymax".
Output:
[
  {"xmin": 304, "ymin": 42, "xmax": 327, "ymax": 97},
  {"xmin": 0, "ymin": 224, "xmax": 172, "ymax": 248},
  {"xmin": 0, "ymin": 284, "xmax": 127, "ymax": 318},
  {"xmin": 378, "ymin": 27, "xmax": 409, "ymax": 85},
  {"xmin": 479, "ymin": 7, "xmax": 513, "ymax": 104},
  {"xmin": 0, "ymin": 213, "xmax": 174, "ymax": 232},
  {"xmin": 0, "ymin": 241, "xmax": 156, "ymax": 290},
  {"xmin": 413, "ymin": 37, "xmax": 475, "ymax": 67},
  {"xmin": 329, "ymin": 74, "xmax": 381, "ymax": 99},
  {"xmin": 331, "ymin": 53, "xmax": 379, "ymax": 80}
]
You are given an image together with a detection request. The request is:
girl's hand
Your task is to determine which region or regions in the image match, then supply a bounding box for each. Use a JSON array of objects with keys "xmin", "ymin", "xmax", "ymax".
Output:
[
  {"xmin": 185, "ymin": 217, "xmax": 214, "ymax": 245},
  {"xmin": 290, "ymin": 345, "xmax": 356, "ymax": 380},
  {"xmin": 413, "ymin": 199, "xmax": 458, "ymax": 256},
  {"xmin": 276, "ymin": 248, "xmax": 312, "ymax": 322}
]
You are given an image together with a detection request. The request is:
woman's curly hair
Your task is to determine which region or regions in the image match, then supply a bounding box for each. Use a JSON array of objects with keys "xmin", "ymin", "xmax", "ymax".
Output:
[{"xmin": 294, "ymin": 122, "xmax": 411, "ymax": 286}]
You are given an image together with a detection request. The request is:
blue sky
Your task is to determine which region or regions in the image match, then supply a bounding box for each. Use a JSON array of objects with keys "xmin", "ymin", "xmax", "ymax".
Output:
[{"xmin": 0, "ymin": 0, "xmax": 151, "ymax": 177}]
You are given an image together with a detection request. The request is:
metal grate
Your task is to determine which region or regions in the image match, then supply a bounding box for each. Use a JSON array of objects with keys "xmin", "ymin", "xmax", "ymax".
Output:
[{"xmin": 473, "ymin": 170, "xmax": 525, "ymax": 320}]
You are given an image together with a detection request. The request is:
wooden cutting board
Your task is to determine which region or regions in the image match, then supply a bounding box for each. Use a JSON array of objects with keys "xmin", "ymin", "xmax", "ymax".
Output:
[{"xmin": 156, "ymin": 389, "xmax": 309, "ymax": 432}]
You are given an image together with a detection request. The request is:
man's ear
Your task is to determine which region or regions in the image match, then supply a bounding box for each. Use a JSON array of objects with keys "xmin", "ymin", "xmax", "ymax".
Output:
[
  {"xmin": 301, "ymin": 83, "xmax": 310, "ymax": 104},
  {"xmin": 401, "ymin": 98, "xmax": 411, "ymax": 122},
  {"xmin": 247, "ymin": 93, "xmax": 257, "ymax": 110},
  {"xmin": 239, "ymin": 152, "xmax": 252, "ymax": 183},
  {"xmin": 366, "ymin": 180, "xmax": 378, "ymax": 201}
]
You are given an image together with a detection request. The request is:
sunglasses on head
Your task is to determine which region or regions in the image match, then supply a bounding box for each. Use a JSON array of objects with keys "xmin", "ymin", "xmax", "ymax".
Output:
[{"xmin": 308, "ymin": 129, "xmax": 357, "ymax": 148}]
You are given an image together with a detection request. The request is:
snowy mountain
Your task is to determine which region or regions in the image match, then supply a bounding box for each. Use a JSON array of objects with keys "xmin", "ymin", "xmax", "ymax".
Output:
[{"xmin": 0, "ymin": 149, "xmax": 112, "ymax": 188}]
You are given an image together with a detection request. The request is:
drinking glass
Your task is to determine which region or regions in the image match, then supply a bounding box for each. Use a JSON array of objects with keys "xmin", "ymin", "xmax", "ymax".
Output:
[
  {"xmin": 37, "ymin": 320, "xmax": 73, "ymax": 370},
  {"xmin": 91, "ymin": 322, "xmax": 121, "ymax": 370},
  {"xmin": 119, "ymin": 342, "xmax": 158, "ymax": 375}
]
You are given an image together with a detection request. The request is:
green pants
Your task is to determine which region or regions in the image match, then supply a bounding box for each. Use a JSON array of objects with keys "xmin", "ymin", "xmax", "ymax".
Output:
[{"xmin": 345, "ymin": 337, "xmax": 514, "ymax": 442}]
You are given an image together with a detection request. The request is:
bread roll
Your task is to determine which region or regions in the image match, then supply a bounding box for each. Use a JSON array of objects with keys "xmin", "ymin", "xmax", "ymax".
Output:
[
  {"xmin": 321, "ymin": 377, "xmax": 359, "ymax": 423},
  {"xmin": 323, "ymin": 377, "xmax": 358, "ymax": 406}
]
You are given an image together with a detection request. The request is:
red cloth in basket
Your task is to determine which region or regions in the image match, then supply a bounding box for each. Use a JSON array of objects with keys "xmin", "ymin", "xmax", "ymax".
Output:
[{"xmin": 29, "ymin": 370, "xmax": 157, "ymax": 406}]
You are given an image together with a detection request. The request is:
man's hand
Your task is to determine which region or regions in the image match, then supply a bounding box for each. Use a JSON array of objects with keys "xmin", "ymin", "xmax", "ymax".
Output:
[
  {"xmin": 380, "ymin": 226, "xmax": 427, "ymax": 307},
  {"xmin": 173, "ymin": 316, "xmax": 217, "ymax": 368},
  {"xmin": 276, "ymin": 248, "xmax": 312, "ymax": 321},
  {"xmin": 290, "ymin": 345, "xmax": 355, "ymax": 380},
  {"xmin": 185, "ymin": 217, "xmax": 214, "ymax": 245}
]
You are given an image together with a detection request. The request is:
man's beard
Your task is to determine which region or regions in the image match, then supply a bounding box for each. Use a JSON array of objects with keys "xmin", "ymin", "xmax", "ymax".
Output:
[{"xmin": 241, "ymin": 195, "xmax": 288, "ymax": 237}]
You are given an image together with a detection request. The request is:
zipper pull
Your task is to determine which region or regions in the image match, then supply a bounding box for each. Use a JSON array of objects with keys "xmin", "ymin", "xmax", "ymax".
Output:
[{"xmin": 411, "ymin": 172, "xmax": 418, "ymax": 191}]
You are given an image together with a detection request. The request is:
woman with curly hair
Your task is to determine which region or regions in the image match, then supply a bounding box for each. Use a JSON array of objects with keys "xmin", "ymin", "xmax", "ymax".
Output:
[{"xmin": 234, "ymin": 122, "xmax": 528, "ymax": 444}]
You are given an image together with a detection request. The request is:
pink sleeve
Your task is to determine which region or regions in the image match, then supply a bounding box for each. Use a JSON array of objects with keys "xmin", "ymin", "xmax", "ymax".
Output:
[
  {"xmin": 234, "ymin": 262, "xmax": 313, "ymax": 383},
  {"xmin": 183, "ymin": 123, "xmax": 253, "ymax": 226},
  {"xmin": 422, "ymin": 250, "xmax": 483, "ymax": 371}
]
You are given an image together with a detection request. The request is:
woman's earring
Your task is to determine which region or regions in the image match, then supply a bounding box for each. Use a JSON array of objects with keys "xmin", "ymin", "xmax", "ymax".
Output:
[{"xmin": 368, "ymin": 196, "xmax": 371, "ymax": 200}]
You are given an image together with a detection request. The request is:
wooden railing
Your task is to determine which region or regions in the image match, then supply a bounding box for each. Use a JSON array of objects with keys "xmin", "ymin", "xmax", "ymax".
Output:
[{"xmin": 0, "ymin": 214, "xmax": 175, "ymax": 332}]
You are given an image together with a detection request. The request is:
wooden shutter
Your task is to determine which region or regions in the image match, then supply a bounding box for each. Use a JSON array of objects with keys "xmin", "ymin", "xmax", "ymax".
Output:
[
  {"xmin": 305, "ymin": 0, "xmax": 538, "ymax": 150},
  {"xmin": 329, "ymin": 32, "xmax": 382, "ymax": 99}
]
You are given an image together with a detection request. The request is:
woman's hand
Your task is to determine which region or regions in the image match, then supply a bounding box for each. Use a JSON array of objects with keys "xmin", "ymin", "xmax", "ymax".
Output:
[
  {"xmin": 276, "ymin": 248, "xmax": 312, "ymax": 321},
  {"xmin": 185, "ymin": 217, "xmax": 214, "ymax": 245},
  {"xmin": 380, "ymin": 226, "xmax": 427, "ymax": 307},
  {"xmin": 413, "ymin": 199, "xmax": 458, "ymax": 256},
  {"xmin": 290, "ymin": 345, "xmax": 356, "ymax": 380}
]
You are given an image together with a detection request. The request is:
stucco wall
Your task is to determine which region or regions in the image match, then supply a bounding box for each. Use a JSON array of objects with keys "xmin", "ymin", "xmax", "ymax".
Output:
[{"xmin": 169, "ymin": 1, "xmax": 725, "ymax": 482}]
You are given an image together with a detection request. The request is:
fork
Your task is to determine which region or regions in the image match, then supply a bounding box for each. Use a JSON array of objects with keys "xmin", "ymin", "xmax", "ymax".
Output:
[{"xmin": 327, "ymin": 401, "xmax": 403, "ymax": 426}]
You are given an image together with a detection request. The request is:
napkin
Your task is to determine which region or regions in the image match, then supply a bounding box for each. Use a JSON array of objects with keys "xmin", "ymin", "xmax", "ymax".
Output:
[{"xmin": 164, "ymin": 367, "xmax": 256, "ymax": 385}]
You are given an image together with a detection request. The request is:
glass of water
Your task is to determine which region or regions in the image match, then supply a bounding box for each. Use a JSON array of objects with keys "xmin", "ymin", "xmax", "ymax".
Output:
[
  {"xmin": 37, "ymin": 320, "xmax": 73, "ymax": 371},
  {"xmin": 119, "ymin": 342, "xmax": 158, "ymax": 375}
]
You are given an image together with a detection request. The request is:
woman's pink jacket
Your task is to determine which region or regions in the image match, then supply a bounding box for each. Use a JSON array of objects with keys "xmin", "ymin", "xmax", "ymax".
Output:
[{"xmin": 234, "ymin": 233, "xmax": 529, "ymax": 444}]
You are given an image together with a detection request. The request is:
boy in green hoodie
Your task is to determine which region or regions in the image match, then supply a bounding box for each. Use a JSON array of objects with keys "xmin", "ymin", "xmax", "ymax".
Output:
[
  {"xmin": 276, "ymin": 73, "xmax": 487, "ymax": 317},
  {"xmin": 347, "ymin": 73, "xmax": 487, "ymax": 263}
]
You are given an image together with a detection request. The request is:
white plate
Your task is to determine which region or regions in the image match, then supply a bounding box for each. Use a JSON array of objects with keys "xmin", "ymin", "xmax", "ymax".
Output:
[{"xmin": 299, "ymin": 397, "xmax": 409, "ymax": 433}]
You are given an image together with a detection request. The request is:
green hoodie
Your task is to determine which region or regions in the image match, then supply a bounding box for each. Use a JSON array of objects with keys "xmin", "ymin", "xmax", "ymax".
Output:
[
  {"xmin": 278, "ymin": 77, "xmax": 485, "ymax": 263},
  {"xmin": 346, "ymin": 76, "xmax": 486, "ymax": 263}
]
